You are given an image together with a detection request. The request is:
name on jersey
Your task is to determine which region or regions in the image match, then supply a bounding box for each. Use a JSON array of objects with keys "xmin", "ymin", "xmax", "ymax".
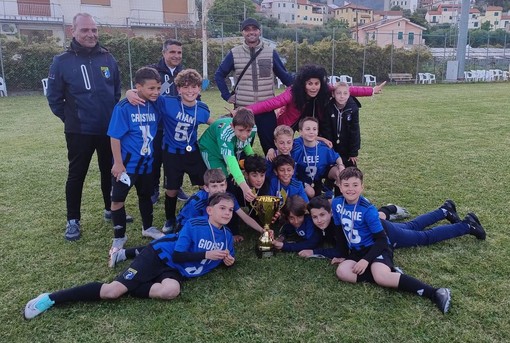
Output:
[
  {"xmin": 198, "ymin": 239, "xmax": 225, "ymax": 251},
  {"xmin": 131, "ymin": 112, "xmax": 156, "ymax": 123},
  {"xmin": 335, "ymin": 204, "xmax": 362, "ymax": 221},
  {"xmin": 176, "ymin": 111, "xmax": 196, "ymax": 124},
  {"xmin": 302, "ymin": 155, "xmax": 319, "ymax": 163}
]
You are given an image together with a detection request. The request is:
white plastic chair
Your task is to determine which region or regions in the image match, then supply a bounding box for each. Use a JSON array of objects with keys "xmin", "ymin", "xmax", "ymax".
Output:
[
  {"xmin": 328, "ymin": 75, "xmax": 340, "ymax": 85},
  {"xmin": 363, "ymin": 74, "xmax": 376, "ymax": 86},
  {"xmin": 0, "ymin": 77, "xmax": 7, "ymax": 96},
  {"xmin": 464, "ymin": 71, "xmax": 474, "ymax": 82},
  {"xmin": 41, "ymin": 78, "xmax": 48, "ymax": 96},
  {"xmin": 425, "ymin": 73, "xmax": 436, "ymax": 84},
  {"xmin": 502, "ymin": 71, "xmax": 509, "ymax": 81},
  {"xmin": 418, "ymin": 73, "xmax": 428, "ymax": 84},
  {"xmin": 339, "ymin": 75, "xmax": 353, "ymax": 86}
]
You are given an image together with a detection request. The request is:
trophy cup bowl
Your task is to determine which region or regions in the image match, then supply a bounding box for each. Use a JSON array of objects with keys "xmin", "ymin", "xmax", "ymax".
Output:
[{"xmin": 252, "ymin": 195, "xmax": 281, "ymax": 258}]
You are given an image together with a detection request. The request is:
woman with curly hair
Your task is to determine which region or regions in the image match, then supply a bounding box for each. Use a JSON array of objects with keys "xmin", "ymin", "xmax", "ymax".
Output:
[{"xmin": 246, "ymin": 64, "xmax": 384, "ymax": 140}]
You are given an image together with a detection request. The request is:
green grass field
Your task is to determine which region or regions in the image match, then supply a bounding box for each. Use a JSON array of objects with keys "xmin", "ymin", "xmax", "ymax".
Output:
[{"xmin": 1, "ymin": 83, "xmax": 509, "ymax": 342}]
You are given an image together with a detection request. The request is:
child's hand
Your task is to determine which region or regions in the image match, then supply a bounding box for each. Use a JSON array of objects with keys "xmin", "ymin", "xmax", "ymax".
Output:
[
  {"xmin": 266, "ymin": 148, "xmax": 276, "ymax": 161},
  {"xmin": 272, "ymin": 240, "xmax": 283, "ymax": 250},
  {"xmin": 298, "ymin": 249, "xmax": 314, "ymax": 258},
  {"xmin": 205, "ymin": 250, "xmax": 228, "ymax": 260},
  {"xmin": 348, "ymin": 156, "xmax": 358, "ymax": 165},
  {"xmin": 317, "ymin": 136, "xmax": 333, "ymax": 148},
  {"xmin": 373, "ymin": 81, "xmax": 386, "ymax": 94},
  {"xmin": 233, "ymin": 234, "xmax": 244, "ymax": 243},
  {"xmin": 270, "ymin": 211, "xmax": 280, "ymax": 224},
  {"xmin": 352, "ymin": 259, "xmax": 369, "ymax": 274},
  {"xmin": 126, "ymin": 89, "xmax": 145, "ymax": 105},
  {"xmin": 111, "ymin": 163, "xmax": 126, "ymax": 181},
  {"xmin": 223, "ymin": 253, "xmax": 235, "ymax": 266},
  {"xmin": 331, "ymin": 257, "xmax": 345, "ymax": 265},
  {"xmin": 240, "ymin": 182, "xmax": 256, "ymax": 202}
]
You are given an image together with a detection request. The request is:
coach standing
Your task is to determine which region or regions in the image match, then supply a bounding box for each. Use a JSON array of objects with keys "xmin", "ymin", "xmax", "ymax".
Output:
[
  {"xmin": 214, "ymin": 18, "xmax": 293, "ymax": 154},
  {"xmin": 47, "ymin": 13, "xmax": 121, "ymax": 241}
]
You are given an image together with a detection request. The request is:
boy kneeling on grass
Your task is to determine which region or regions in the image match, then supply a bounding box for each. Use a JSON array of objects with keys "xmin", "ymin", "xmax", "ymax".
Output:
[
  {"xmin": 24, "ymin": 193, "xmax": 236, "ymax": 320},
  {"xmin": 329, "ymin": 167, "xmax": 452, "ymax": 314}
]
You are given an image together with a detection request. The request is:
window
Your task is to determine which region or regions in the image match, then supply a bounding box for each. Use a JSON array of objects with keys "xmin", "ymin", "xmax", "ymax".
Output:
[
  {"xmin": 495, "ymin": 12, "xmax": 499, "ymax": 16},
  {"xmin": 283, "ymin": 3, "xmax": 285, "ymax": 7},
  {"xmin": 398, "ymin": 31, "xmax": 403, "ymax": 40},
  {"xmin": 474, "ymin": 22, "xmax": 478, "ymax": 27},
  {"xmin": 81, "ymin": 0, "xmax": 110, "ymax": 4},
  {"xmin": 408, "ymin": 32, "xmax": 414, "ymax": 45},
  {"xmin": 495, "ymin": 21, "xmax": 499, "ymax": 25},
  {"xmin": 432, "ymin": 16, "xmax": 437, "ymax": 22},
  {"xmin": 292, "ymin": 14, "xmax": 294, "ymax": 20}
]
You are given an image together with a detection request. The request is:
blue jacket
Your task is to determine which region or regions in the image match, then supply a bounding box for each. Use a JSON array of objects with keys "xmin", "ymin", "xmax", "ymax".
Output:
[
  {"xmin": 47, "ymin": 39, "xmax": 121, "ymax": 135},
  {"xmin": 148, "ymin": 58, "xmax": 182, "ymax": 97}
]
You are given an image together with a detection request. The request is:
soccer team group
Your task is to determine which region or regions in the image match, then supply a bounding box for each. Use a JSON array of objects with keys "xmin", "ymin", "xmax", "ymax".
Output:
[{"xmin": 24, "ymin": 15, "xmax": 487, "ymax": 320}]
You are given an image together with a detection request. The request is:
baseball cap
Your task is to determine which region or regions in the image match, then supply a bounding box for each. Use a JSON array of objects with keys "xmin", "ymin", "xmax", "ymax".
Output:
[{"xmin": 241, "ymin": 18, "xmax": 260, "ymax": 31}]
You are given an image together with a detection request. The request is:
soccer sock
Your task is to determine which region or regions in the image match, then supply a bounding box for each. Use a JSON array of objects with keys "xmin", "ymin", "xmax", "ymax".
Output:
[
  {"xmin": 125, "ymin": 246, "xmax": 146, "ymax": 259},
  {"xmin": 397, "ymin": 274, "xmax": 436, "ymax": 299},
  {"xmin": 165, "ymin": 194, "xmax": 178, "ymax": 221},
  {"xmin": 49, "ymin": 282, "xmax": 103, "ymax": 304},
  {"xmin": 111, "ymin": 207, "xmax": 126, "ymax": 239},
  {"xmin": 139, "ymin": 196, "xmax": 153, "ymax": 230}
]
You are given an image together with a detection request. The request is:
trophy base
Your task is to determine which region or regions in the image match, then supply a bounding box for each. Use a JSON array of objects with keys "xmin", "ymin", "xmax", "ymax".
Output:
[{"xmin": 256, "ymin": 246, "xmax": 274, "ymax": 258}]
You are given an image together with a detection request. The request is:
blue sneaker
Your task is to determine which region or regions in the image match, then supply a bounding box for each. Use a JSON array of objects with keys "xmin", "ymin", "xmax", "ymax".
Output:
[
  {"xmin": 177, "ymin": 188, "xmax": 189, "ymax": 201},
  {"xmin": 151, "ymin": 187, "xmax": 160, "ymax": 204},
  {"xmin": 65, "ymin": 220, "xmax": 81, "ymax": 241},
  {"xmin": 24, "ymin": 293, "xmax": 55, "ymax": 319},
  {"xmin": 104, "ymin": 210, "xmax": 134, "ymax": 223}
]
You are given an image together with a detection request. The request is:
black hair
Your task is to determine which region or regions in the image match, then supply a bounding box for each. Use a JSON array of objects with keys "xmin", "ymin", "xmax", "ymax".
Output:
[
  {"xmin": 244, "ymin": 155, "xmax": 267, "ymax": 173},
  {"xmin": 272, "ymin": 154, "xmax": 295, "ymax": 171},
  {"xmin": 134, "ymin": 67, "xmax": 161, "ymax": 85},
  {"xmin": 307, "ymin": 195, "xmax": 331, "ymax": 212},
  {"xmin": 291, "ymin": 64, "xmax": 330, "ymax": 117}
]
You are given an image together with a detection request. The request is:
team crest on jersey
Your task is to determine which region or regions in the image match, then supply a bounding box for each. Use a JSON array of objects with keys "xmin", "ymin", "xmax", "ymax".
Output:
[
  {"xmin": 123, "ymin": 268, "xmax": 138, "ymax": 280},
  {"xmin": 101, "ymin": 66, "xmax": 111, "ymax": 79}
]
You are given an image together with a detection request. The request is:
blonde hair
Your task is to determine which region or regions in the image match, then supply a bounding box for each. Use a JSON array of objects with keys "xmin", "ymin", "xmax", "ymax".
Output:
[{"xmin": 273, "ymin": 125, "xmax": 294, "ymax": 139}]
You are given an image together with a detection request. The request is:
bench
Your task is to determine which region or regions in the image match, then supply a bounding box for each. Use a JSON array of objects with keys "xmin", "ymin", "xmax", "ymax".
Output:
[{"xmin": 388, "ymin": 73, "xmax": 413, "ymax": 84}]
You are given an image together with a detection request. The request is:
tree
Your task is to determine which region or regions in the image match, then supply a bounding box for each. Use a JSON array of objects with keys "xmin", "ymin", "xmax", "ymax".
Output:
[
  {"xmin": 208, "ymin": 0, "xmax": 257, "ymax": 35},
  {"xmin": 480, "ymin": 21, "xmax": 491, "ymax": 31}
]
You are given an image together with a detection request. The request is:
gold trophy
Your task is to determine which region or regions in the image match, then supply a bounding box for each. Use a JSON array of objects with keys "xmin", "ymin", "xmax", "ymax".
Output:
[{"xmin": 252, "ymin": 195, "xmax": 282, "ymax": 258}]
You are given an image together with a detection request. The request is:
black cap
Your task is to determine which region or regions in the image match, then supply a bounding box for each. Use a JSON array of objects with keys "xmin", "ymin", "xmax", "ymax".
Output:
[{"xmin": 241, "ymin": 18, "xmax": 260, "ymax": 31}]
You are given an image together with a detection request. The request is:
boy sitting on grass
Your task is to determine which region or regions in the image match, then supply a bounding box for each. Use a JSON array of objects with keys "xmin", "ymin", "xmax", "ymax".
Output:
[
  {"xmin": 328, "ymin": 167, "xmax": 451, "ymax": 314},
  {"xmin": 199, "ymin": 108, "xmax": 257, "ymax": 203},
  {"xmin": 24, "ymin": 193, "xmax": 236, "ymax": 320},
  {"xmin": 107, "ymin": 67, "xmax": 164, "ymax": 259}
]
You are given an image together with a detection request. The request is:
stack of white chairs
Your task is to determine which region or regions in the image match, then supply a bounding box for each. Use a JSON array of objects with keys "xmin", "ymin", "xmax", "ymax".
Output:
[{"xmin": 328, "ymin": 75, "xmax": 340, "ymax": 85}]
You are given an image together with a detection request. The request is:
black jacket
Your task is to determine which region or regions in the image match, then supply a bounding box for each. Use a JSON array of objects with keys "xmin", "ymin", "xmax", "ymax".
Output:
[
  {"xmin": 47, "ymin": 39, "xmax": 121, "ymax": 135},
  {"xmin": 320, "ymin": 96, "xmax": 361, "ymax": 160}
]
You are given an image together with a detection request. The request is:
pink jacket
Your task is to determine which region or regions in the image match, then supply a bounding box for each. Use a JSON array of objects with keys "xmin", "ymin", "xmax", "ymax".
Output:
[{"xmin": 246, "ymin": 85, "xmax": 374, "ymax": 127}]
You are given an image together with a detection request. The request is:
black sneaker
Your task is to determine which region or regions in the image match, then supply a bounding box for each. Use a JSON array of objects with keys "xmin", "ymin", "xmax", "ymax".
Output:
[
  {"xmin": 440, "ymin": 200, "xmax": 461, "ymax": 224},
  {"xmin": 464, "ymin": 212, "xmax": 486, "ymax": 240},
  {"xmin": 433, "ymin": 288, "xmax": 451, "ymax": 314}
]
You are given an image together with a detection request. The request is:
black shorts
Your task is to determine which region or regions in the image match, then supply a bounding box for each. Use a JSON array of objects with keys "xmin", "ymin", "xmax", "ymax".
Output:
[
  {"xmin": 163, "ymin": 149, "xmax": 206, "ymax": 190},
  {"xmin": 111, "ymin": 173, "xmax": 152, "ymax": 202},
  {"xmin": 347, "ymin": 247, "xmax": 395, "ymax": 284},
  {"xmin": 115, "ymin": 245, "xmax": 184, "ymax": 294}
]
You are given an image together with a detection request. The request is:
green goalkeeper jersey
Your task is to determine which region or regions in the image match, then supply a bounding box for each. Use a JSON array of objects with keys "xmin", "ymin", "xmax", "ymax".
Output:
[{"xmin": 198, "ymin": 117, "xmax": 256, "ymax": 184}]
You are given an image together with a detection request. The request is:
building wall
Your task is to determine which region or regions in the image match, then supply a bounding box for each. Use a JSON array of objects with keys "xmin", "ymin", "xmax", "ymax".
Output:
[{"xmin": 358, "ymin": 20, "xmax": 424, "ymax": 48}]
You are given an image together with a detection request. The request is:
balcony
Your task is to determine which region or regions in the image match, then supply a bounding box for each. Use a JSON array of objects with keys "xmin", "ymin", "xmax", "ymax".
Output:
[{"xmin": 0, "ymin": 2, "xmax": 63, "ymax": 23}]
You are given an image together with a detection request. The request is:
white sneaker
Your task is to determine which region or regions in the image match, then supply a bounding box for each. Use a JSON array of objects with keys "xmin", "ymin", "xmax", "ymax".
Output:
[
  {"xmin": 388, "ymin": 204, "xmax": 410, "ymax": 221},
  {"xmin": 24, "ymin": 293, "xmax": 54, "ymax": 319},
  {"xmin": 110, "ymin": 236, "xmax": 127, "ymax": 251},
  {"xmin": 142, "ymin": 226, "xmax": 164, "ymax": 240},
  {"xmin": 108, "ymin": 248, "xmax": 127, "ymax": 268}
]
